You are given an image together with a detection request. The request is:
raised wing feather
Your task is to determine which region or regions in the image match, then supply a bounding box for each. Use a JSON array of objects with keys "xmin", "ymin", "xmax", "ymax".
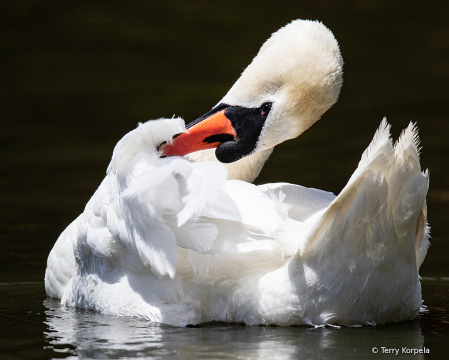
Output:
[{"xmin": 301, "ymin": 119, "xmax": 429, "ymax": 269}]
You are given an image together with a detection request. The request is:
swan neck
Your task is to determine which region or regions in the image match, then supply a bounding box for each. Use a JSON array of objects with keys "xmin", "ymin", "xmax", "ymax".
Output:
[{"xmin": 185, "ymin": 148, "xmax": 273, "ymax": 183}]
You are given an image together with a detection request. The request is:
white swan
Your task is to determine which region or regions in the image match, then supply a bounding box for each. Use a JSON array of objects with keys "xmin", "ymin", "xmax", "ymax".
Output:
[{"xmin": 45, "ymin": 20, "xmax": 430, "ymax": 327}]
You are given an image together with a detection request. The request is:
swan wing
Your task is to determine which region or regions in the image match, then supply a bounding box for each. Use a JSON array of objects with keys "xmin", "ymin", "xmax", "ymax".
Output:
[
  {"xmin": 45, "ymin": 216, "xmax": 80, "ymax": 298},
  {"xmin": 77, "ymin": 119, "xmax": 234, "ymax": 279},
  {"xmin": 300, "ymin": 119, "xmax": 429, "ymax": 270}
]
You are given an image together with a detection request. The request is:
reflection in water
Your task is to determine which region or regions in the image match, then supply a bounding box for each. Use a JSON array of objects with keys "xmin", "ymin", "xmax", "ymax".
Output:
[
  {"xmin": 1, "ymin": 0, "xmax": 448, "ymax": 358},
  {"xmin": 44, "ymin": 298, "xmax": 425, "ymax": 359}
]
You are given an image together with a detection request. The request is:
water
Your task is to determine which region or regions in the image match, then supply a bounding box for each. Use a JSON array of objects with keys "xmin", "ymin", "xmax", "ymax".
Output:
[
  {"xmin": 1, "ymin": 280, "xmax": 448, "ymax": 359},
  {"xmin": 1, "ymin": 1, "xmax": 449, "ymax": 359}
]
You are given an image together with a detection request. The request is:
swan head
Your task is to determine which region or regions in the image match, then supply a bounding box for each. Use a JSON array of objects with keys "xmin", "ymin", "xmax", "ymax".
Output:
[{"xmin": 163, "ymin": 19, "xmax": 343, "ymax": 163}]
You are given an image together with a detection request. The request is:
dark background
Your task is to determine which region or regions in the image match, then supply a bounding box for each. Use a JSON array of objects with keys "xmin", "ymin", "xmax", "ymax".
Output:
[
  {"xmin": 1, "ymin": 1, "xmax": 449, "ymax": 359},
  {"xmin": 3, "ymin": 0, "xmax": 448, "ymax": 282}
]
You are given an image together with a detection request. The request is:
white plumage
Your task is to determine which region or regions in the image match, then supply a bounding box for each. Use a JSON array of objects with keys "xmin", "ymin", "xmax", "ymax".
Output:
[
  {"xmin": 45, "ymin": 117, "xmax": 429, "ymax": 326},
  {"xmin": 45, "ymin": 19, "xmax": 429, "ymax": 327}
]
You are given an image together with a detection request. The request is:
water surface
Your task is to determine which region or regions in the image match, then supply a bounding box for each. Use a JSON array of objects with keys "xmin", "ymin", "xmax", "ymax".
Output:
[{"xmin": 1, "ymin": 1, "xmax": 449, "ymax": 359}]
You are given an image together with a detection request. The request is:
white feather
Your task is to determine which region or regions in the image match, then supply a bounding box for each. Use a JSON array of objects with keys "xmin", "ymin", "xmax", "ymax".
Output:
[
  {"xmin": 46, "ymin": 117, "xmax": 429, "ymax": 326},
  {"xmin": 45, "ymin": 18, "xmax": 429, "ymax": 327}
]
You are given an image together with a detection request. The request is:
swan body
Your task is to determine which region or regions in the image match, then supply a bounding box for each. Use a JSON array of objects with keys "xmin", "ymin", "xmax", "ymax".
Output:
[{"xmin": 45, "ymin": 19, "xmax": 430, "ymax": 327}]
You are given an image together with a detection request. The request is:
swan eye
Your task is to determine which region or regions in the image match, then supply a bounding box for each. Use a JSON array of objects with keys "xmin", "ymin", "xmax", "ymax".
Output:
[{"xmin": 261, "ymin": 102, "xmax": 272, "ymax": 116}]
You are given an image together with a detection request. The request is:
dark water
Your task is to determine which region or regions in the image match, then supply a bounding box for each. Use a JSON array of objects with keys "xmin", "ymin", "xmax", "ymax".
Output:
[{"xmin": 1, "ymin": 1, "xmax": 449, "ymax": 359}]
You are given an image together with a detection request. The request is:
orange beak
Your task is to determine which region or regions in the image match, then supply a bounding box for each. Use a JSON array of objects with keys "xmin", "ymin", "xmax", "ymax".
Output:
[{"xmin": 161, "ymin": 110, "xmax": 237, "ymax": 157}]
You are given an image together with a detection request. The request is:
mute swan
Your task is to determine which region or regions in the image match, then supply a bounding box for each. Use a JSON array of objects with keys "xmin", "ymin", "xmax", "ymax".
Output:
[{"xmin": 45, "ymin": 20, "xmax": 429, "ymax": 327}]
